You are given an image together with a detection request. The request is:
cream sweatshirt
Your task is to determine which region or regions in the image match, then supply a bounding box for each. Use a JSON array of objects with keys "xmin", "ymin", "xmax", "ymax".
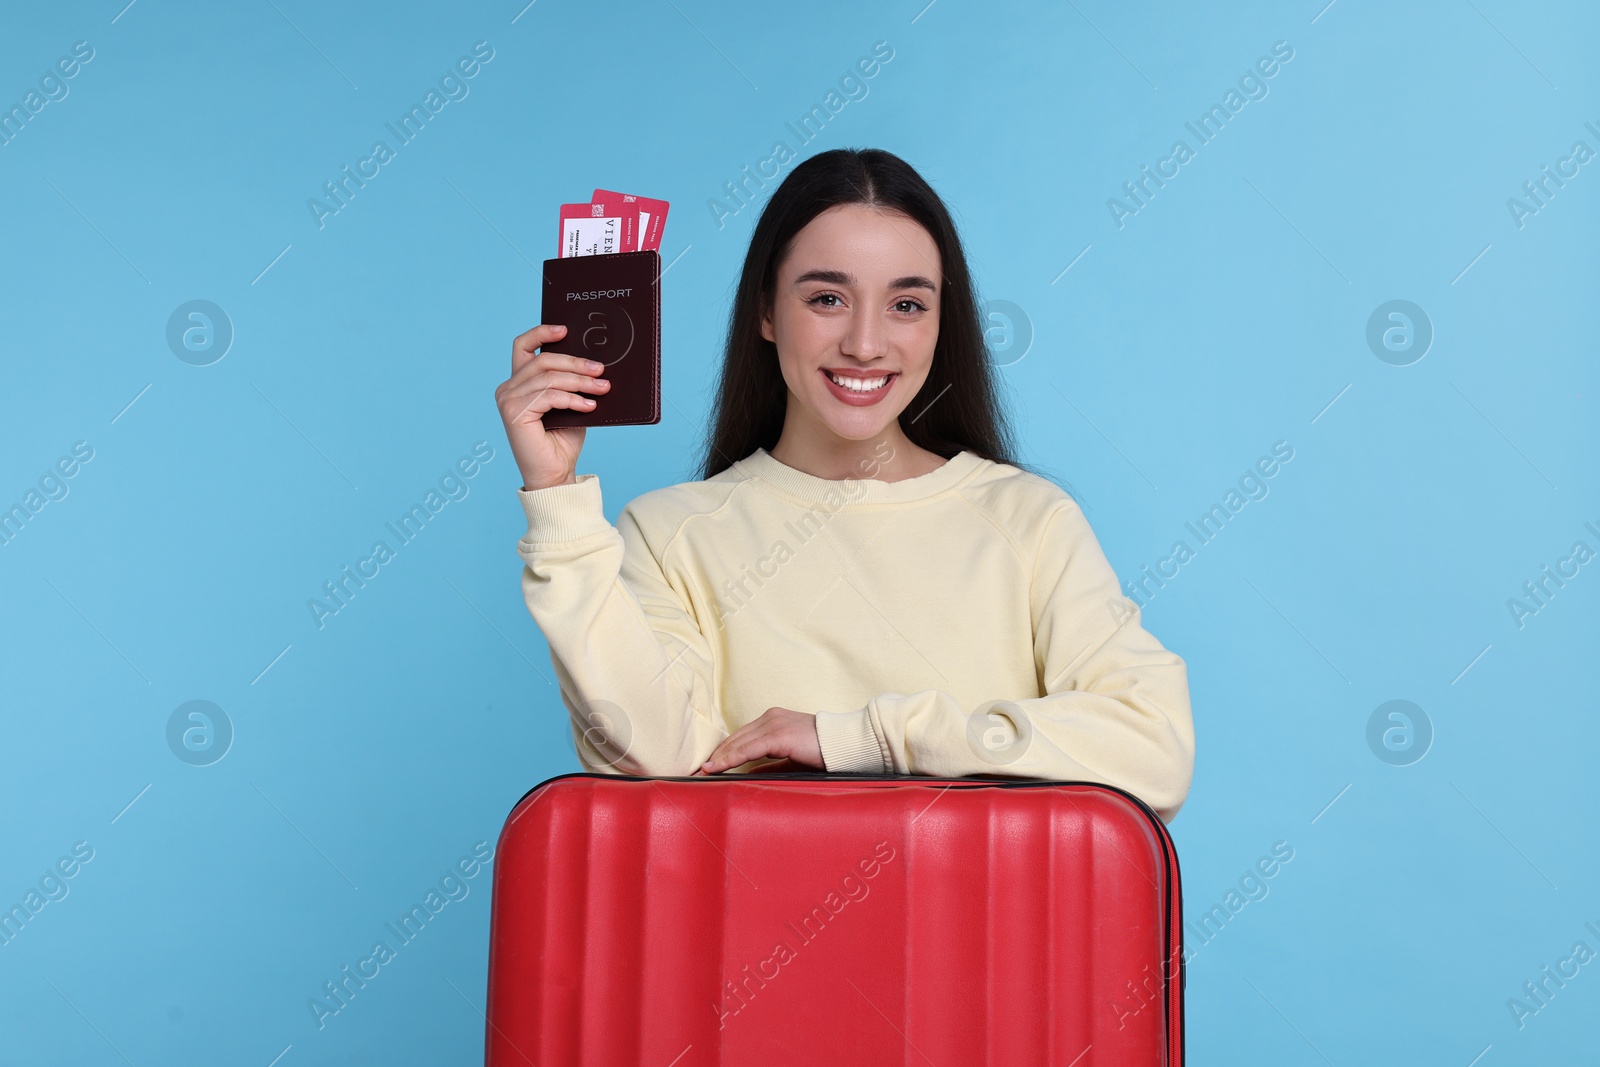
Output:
[{"xmin": 515, "ymin": 446, "xmax": 1196, "ymax": 823}]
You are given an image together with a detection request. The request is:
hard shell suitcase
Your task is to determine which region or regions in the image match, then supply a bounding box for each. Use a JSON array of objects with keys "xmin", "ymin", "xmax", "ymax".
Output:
[{"xmin": 484, "ymin": 773, "xmax": 1184, "ymax": 1065}]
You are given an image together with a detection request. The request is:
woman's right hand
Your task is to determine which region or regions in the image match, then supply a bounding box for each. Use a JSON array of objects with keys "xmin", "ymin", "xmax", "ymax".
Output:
[{"xmin": 495, "ymin": 324, "xmax": 612, "ymax": 490}]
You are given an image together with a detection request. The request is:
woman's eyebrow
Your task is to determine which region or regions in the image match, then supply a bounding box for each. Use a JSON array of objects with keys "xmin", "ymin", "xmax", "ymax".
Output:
[{"xmin": 792, "ymin": 268, "xmax": 937, "ymax": 292}]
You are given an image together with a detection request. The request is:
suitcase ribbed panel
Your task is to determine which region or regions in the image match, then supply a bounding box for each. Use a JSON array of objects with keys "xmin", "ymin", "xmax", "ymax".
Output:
[{"xmin": 486, "ymin": 775, "xmax": 1182, "ymax": 1066}]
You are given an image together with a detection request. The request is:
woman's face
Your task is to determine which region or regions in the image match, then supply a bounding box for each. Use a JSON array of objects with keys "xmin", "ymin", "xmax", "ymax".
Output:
[{"xmin": 761, "ymin": 203, "xmax": 941, "ymax": 445}]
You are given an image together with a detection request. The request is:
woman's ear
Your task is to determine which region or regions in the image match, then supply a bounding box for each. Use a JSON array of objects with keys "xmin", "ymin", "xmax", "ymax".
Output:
[{"xmin": 759, "ymin": 294, "xmax": 774, "ymax": 344}]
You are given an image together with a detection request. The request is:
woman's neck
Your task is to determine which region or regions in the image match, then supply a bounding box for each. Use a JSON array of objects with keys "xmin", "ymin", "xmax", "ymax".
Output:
[{"xmin": 767, "ymin": 426, "xmax": 949, "ymax": 484}]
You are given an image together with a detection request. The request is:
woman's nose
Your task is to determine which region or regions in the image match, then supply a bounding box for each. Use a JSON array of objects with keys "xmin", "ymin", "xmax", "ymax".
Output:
[{"xmin": 841, "ymin": 309, "xmax": 888, "ymax": 360}]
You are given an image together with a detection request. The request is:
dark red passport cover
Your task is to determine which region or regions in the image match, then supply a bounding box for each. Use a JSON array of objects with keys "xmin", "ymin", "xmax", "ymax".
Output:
[{"xmin": 539, "ymin": 250, "xmax": 661, "ymax": 427}]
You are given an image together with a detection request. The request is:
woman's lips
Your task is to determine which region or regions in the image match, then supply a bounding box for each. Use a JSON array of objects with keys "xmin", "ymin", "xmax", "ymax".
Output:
[{"xmin": 821, "ymin": 368, "xmax": 896, "ymax": 406}]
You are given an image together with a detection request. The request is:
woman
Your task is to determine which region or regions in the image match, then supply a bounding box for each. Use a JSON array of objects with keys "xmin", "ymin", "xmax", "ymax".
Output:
[{"xmin": 495, "ymin": 148, "xmax": 1196, "ymax": 823}]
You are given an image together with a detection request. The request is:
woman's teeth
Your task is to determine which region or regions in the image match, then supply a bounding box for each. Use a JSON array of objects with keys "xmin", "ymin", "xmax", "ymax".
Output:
[{"xmin": 826, "ymin": 371, "xmax": 891, "ymax": 392}]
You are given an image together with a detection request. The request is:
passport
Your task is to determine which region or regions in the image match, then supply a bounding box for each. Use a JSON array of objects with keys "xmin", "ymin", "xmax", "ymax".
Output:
[{"xmin": 538, "ymin": 249, "xmax": 661, "ymax": 427}]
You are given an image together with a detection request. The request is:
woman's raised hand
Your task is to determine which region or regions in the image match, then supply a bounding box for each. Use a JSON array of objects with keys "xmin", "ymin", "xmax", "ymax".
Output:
[{"xmin": 495, "ymin": 324, "xmax": 613, "ymax": 491}]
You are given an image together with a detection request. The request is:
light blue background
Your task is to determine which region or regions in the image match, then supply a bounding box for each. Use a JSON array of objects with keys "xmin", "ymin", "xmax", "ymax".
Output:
[{"xmin": 2, "ymin": 0, "xmax": 1595, "ymax": 1063}]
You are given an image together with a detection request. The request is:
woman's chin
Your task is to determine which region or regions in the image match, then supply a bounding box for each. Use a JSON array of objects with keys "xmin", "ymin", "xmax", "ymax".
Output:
[{"xmin": 816, "ymin": 409, "xmax": 898, "ymax": 441}]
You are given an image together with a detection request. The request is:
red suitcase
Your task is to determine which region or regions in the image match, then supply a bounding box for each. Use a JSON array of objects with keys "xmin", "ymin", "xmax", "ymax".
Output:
[{"xmin": 484, "ymin": 773, "xmax": 1184, "ymax": 1065}]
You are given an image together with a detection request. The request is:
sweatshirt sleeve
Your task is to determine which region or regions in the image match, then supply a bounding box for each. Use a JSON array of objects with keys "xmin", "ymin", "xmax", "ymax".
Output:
[
  {"xmin": 516, "ymin": 474, "xmax": 728, "ymax": 776},
  {"xmin": 811, "ymin": 500, "xmax": 1196, "ymax": 823}
]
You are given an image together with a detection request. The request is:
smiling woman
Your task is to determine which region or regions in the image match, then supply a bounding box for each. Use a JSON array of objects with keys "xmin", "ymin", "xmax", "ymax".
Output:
[
  {"xmin": 496, "ymin": 148, "xmax": 1197, "ymax": 823},
  {"xmin": 757, "ymin": 203, "xmax": 946, "ymax": 473}
]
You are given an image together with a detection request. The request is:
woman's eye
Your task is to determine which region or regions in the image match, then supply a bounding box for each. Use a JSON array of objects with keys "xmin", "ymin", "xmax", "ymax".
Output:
[{"xmin": 805, "ymin": 293, "xmax": 927, "ymax": 313}]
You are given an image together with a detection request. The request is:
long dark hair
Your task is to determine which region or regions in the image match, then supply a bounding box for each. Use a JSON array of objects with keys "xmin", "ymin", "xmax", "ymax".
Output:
[{"xmin": 695, "ymin": 147, "xmax": 1072, "ymax": 499}]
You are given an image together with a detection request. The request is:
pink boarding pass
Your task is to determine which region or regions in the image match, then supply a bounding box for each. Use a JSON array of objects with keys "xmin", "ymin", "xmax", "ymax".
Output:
[
  {"xmin": 557, "ymin": 201, "xmax": 636, "ymax": 257},
  {"xmin": 592, "ymin": 188, "xmax": 669, "ymax": 252}
]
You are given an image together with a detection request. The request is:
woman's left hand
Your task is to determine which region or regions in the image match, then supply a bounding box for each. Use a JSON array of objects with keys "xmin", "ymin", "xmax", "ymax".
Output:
[{"xmin": 694, "ymin": 707, "xmax": 824, "ymax": 775}]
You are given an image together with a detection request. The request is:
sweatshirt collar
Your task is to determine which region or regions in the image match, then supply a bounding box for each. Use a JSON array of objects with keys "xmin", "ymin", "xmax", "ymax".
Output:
[{"xmin": 733, "ymin": 447, "xmax": 985, "ymax": 505}]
